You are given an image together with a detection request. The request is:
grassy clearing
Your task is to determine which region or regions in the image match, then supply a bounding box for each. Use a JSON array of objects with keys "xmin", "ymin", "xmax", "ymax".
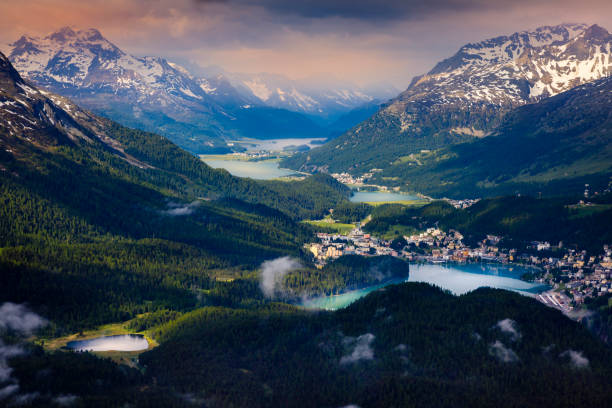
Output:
[
  {"xmin": 375, "ymin": 224, "xmax": 419, "ymax": 240},
  {"xmin": 199, "ymin": 154, "xmax": 249, "ymax": 161},
  {"xmin": 303, "ymin": 219, "xmax": 355, "ymax": 234}
]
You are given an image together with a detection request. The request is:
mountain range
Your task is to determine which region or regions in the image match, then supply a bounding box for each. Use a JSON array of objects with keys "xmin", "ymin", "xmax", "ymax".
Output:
[
  {"xmin": 2, "ymin": 23, "xmax": 612, "ymax": 407},
  {"xmin": 222, "ymin": 71, "xmax": 395, "ymax": 119},
  {"xmin": 284, "ymin": 23, "xmax": 612, "ymax": 196},
  {"xmin": 376, "ymin": 75, "xmax": 612, "ymax": 198},
  {"xmin": 0, "ymin": 48, "xmax": 350, "ymax": 221},
  {"xmin": 4, "ymin": 27, "xmax": 394, "ymax": 153}
]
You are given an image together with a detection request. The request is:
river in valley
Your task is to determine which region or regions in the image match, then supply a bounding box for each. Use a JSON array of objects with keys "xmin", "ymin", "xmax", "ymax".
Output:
[{"xmin": 301, "ymin": 262, "xmax": 548, "ymax": 310}]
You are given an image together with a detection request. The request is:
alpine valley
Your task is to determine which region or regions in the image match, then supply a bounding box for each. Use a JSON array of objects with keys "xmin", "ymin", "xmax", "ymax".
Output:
[
  {"xmin": 4, "ymin": 27, "xmax": 394, "ymax": 153},
  {"xmin": 1, "ymin": 11, "xmax": 612, "ymax": 408}
]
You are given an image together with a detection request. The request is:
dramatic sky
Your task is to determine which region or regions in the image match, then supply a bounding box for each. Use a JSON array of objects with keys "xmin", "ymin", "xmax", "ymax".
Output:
[{"xmin": 0, "ymin": 0, "xmax": 610, "ymax": 89}]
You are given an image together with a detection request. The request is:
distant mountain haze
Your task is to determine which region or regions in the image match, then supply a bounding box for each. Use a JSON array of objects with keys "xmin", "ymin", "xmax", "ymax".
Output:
[{"xmin": 5, "ymin": 27, "xmax": 394, "ymax": 153}]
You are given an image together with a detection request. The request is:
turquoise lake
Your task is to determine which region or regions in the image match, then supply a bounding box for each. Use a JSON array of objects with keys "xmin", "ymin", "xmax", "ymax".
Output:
[{"xmin": 301, "ymin": 263, "xmax": 548, "ymax": 310}]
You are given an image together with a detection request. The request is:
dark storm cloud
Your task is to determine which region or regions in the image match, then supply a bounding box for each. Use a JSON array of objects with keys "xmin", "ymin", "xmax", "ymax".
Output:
[
  {"xmin": 194, "ymin": 0, "xmax": 524, "ymax": 21},
  {"xmin": 1, "ymin": 0, "xmax": 610, "ymax": 87}
]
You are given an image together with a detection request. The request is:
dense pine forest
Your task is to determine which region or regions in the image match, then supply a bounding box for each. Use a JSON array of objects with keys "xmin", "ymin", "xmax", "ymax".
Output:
[
  {"xmin": 0, "ymin": 114, "xmax": 354, "ymax": 335},
  {"xmin": 140, "ymin": 284, "xmax": 612, "ymax": 408}
]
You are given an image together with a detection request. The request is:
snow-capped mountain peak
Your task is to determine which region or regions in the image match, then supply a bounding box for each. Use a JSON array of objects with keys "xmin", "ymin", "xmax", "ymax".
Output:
[
  {"xmin": 397, "ymin": 23, "xmax": 610, "ymax": 112},
  {"xmin": 6, "ymin": 27, "xmax": 210, "ymax": 103},
  {"xmin": 290, "ymin": 23, "xmax": 612, "ymax": 176}
]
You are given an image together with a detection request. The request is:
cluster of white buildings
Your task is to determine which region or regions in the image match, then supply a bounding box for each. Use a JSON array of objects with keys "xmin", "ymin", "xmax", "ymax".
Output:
[
  {"xmin": 229, "ymin": 151, "xmax": 274, "ymax": 160},
  {"xmin": 307, "ymin": 227, "xmax": 398, "ymax": 268},
  {"xmin": 532, "ymin": 246, "xmax": 612, "ymax": 304},
  {"xmin": 330, "ymin": 169, "xmax": 383, "ymax": 186},
  {"xmin": 443, "ymin": 198, "xmax": 480, "ymax": 209}
]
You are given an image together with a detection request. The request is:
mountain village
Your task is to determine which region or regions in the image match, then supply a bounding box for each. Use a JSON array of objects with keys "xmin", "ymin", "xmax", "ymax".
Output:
[{"xmin": 308, "ymin": 221, "xmax": 612, "ymax": 315}]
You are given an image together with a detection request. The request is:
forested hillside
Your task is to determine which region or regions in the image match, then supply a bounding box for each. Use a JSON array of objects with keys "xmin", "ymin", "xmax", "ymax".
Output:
[
  {"xmin": 0, "ymin": 51, "xmax": 352, "ymax": 334},
  {"xmin": 374, "ymin": 77, "xmax": 612, "ymax": 198},
  {"xmin": 140, "ymin": 283, "xmax": 612, "ymax": 407},
  {"xmin": 284, "ymin": 255, "xmax": 410, "ymax": 297},
  {"xmin": 364, "ymin": 196, "xmax": 612, "ymax": 253},
  {"xmin": 0, "ymin": 142, "xmax": 313, "ymax": 332}
]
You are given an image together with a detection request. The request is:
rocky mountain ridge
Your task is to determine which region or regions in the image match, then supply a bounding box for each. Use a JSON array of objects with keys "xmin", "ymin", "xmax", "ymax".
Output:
[
  {"xmin": 0, "ymin": 50, "xmax": 152, "ymax": 168},
  {"xmin": 4, "ymin": 27, "xmax": 391, "ymax": 152},
  {"xmin": 284, "ymin": 23, "xmax": 611, "ymax": 175},
  {"xmin": 225, "ymin": 71, "xmax": 391, "ymax": 119}
]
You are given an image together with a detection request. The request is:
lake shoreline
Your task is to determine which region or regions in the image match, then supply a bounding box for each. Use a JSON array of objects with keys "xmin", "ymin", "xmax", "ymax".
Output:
[{"xmin": 300, "ymin": 261, "xmax": 550, "ymax": 310}]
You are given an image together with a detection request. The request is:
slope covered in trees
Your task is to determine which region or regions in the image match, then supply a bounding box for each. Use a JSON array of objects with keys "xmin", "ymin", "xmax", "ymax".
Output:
[
  {"xmin": 140, "ymin": 283, "xmax": 612, "ymax": 408},
  {"xmin": 364, "ymin": 196, "xmax": 612, "ymax": 254},
  {"xmin": 0, "ymin": 52, "xmax": 352, "ymax": 334},
  {"xmin": 369, "ymin": 77, "xmax": 612, "ymax": 198},
  {"xmin": 284, "ymin": 255, "xmax": 410, "ymax": 297}
]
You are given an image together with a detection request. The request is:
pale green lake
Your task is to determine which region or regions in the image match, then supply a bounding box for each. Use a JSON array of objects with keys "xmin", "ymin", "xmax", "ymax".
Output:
[{"xmin": 202, "ymin": 158, "xmax": 300, "ymax": 180}]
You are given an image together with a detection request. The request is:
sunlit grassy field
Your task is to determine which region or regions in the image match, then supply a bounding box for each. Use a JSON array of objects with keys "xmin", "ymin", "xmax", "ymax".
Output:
[{"xmin": 303, "ymin": 219, "xmax": 355, "ymax": 234}]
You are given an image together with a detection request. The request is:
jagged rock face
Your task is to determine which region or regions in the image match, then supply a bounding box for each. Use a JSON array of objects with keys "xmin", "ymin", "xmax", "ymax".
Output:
[
  {"xmin": 8, "ymin": 27, "xmax": 210, "ymax": 104},
  {"xmin": 6, "ymin": 26, "xmax": 231, "ymax": 132},
  {"xmin": 289, "ymin": 23, "xmax": 612, "ymax": 174},
  {"xmin": 402, "ymin": 23, "xmax": 610, "ymax": 107},
  {"xmin": 0, "ymin": 50, "xmax": 83, "ymax": 143},
  {"xmin": 0, "ymin": 52, "xmax": 27, "ymax": 95},
  {"xmin": 382, "ymin": 23, "xmax": 611, "ymax": 137}
]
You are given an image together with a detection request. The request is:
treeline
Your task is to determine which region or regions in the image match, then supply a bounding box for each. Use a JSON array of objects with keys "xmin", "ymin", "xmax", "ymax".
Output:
[
  {"xmin": 0, "ymin": 135, "xmax": 317, "ymax": 333},
  {"xmin": 5, "ymin": 282, "xmax": 612, "ymax": 407},
  {"xmin": 584, "ymin": 293, "xmax": 612, "ymax": 345},
  {"xmin": 332, "ymin": 201, "xmax": 371, "ymax": 223},
  {"xmin": 7, "ymin": 343, "xmax": 189, "ymax": 407}
]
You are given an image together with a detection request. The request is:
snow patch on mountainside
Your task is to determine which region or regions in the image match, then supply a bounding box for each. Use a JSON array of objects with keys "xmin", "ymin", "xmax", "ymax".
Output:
[
  {"xmin": 6, "ymin": 27, "xmax": 211, "ymax": 109},
  {"xmin": 243, "ymin": 79, "xmax": 272, "ymax": 101}
]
